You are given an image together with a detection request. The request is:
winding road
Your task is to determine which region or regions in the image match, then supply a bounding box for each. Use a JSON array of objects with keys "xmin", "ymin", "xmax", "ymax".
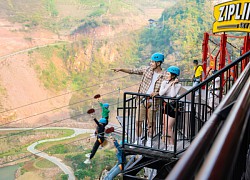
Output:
[{"xmin": 0, "ymin": 127, "xmax": 94, "ymax": 180}]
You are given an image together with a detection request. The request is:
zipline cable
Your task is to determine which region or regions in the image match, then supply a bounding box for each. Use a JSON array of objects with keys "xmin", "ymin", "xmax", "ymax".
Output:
[
  {"xmin": 0, "ymin": 82, "xmax": 139, "ymax": 140},
  {"xmin": 0, "ymin": 75, "xmax": 130, "ymax": 114},
  {"xmin": 0, "ymin": 83, "xmax": 139, "ymax": 127}
]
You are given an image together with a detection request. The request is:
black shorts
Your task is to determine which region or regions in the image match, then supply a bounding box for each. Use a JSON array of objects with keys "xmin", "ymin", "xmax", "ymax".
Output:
[{"xmin": 162, "ymin": 102, "xmax": 178, "ymax": 118}]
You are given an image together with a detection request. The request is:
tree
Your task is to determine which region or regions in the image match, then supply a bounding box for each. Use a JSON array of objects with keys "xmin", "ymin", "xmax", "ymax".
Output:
[
  {"xmin": 74, "ymin": 169, "xmax": 85, "ymax": 180},
  {"xmin": 61, "ymin": 174, "xmax": 69, "ymax": 180},
  {"xmin": 138, "ymin": 0, "xmax": 214, "ymax": 78}
]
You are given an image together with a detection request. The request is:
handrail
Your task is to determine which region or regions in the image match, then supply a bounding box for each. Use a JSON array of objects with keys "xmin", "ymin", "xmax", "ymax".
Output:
[
  {"xmin": 178, "ymin": 50, "xmax": 250, "ymax": 99},
  {"xmin": 166, "ymin": 59, "xmax": 250, "ymax": 180},
  {"xmin": 196, "ymin": 75, "xmax": 250, "ymax": 179}
]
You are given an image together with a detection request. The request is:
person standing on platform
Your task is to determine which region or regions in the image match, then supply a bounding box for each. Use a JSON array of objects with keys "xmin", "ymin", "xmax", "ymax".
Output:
[{"xmin": 111, "ymin": 53, "xmax": 167, "ymax": 147}]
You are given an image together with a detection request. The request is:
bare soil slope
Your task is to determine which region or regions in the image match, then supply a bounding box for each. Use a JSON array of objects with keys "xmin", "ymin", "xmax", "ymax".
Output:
[{"xmin": 0, "ymin": 19, "xmax": 74, "ymax": 127}]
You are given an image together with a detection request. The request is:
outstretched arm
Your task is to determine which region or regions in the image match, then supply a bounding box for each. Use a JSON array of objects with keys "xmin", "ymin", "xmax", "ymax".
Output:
[
  {"xmin": 111, "ymin": 67, "xmax": 146, "ymax": 75},
  {"xmin": 93, "ymin": 118, "xmax": 100, "ymax": 126},
  {"xmin": 111, "ymin": 68, "xmax": 131, "ymax": 74}
]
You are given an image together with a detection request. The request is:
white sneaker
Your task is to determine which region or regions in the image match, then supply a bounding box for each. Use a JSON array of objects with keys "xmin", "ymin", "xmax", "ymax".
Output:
[
  {"xmin": 167, "ymin": 145, "xmax": 174, "ymax": 152},
  {"xmin": 146, "ymin": 140, "xmax": 152, "ymax": 147},
  {"xmin": 144, "ymin": 167, "xmax": 149, "ymax": 177},
  {"xmin": 85, "ymin": 153, "xmax": 91, "ymax": 158},
  {"xmin": 84, "ymin": 158, "xmax": 91, "ymax": 164},
  {"xmin": 133, "ymin": 139, "xmax": 142, "ymax": 145}
]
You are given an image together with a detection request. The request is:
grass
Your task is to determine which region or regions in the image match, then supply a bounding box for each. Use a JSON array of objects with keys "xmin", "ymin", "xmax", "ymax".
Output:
[
  {"xmin": 0, "ymin": 129, "xmax": 75, "ymax": 158},
  {"xmin": 36, "ymin": 133, "xmax": 90, "ymax": 151},
  {"xmin": 34, "ymin": 158, "xmax": 56, "ymax": 169},
  {"xmin": 31, "ymin": 45, "xmax": 69, "ymax": 91}
]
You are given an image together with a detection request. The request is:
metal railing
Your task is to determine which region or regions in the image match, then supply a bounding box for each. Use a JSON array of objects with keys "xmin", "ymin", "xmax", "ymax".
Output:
[
  {"xmin": 197, "ymin": 68, "xmax": 250, "ymax": 180},
  {"xmin": 120, "ymin": 92, "xmax": 209, "ymax": 155},
  {"xmin": 166, "ymin": 54, "xmax": 250, "ymax": 179},
  {"xmin": 118, "ymin": 51, "xmax": 250, "ymax": 178},
  {"xmin": 121, "ymin": 51, "xmax": 249, "ymax": 153}
]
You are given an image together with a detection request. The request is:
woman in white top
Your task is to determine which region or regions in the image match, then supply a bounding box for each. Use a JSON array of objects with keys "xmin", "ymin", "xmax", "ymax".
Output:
[{"xmin": 159, "ymin": 66, "xmax": 181, "ymax": 151}]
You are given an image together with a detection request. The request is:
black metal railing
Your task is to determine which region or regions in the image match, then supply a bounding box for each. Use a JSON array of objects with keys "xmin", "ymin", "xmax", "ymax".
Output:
[
  {"xmin": 119, "ymin": 51, "xmax": 250, "ymax": 178},
  {"xmin": 120, "ymin": 92, "xmax": 211, "ymax": 155},
  {"xmin": 166, "ymin": 54, "xmax": 250, "ymax": 180},
  {"xmin": 179, "ymin": 78, "xmax": 193, "ymax": 86},
  {"xmin": 197, "ymin": 72, "xmax": 250, "ymax": 180}
]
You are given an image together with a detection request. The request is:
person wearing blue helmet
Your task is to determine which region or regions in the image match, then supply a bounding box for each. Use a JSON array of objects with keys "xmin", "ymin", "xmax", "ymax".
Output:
[
  {"xmin": 84, "ymin": 117, "xmax": 107, "ymax": 164},
  {"xmin": 104, "ymin": 137, "xmax": 128, "ymax": 180},
  {"xmin": 111, "ymin": 53, "xmax": 167, "ymax": 147},
  {"xmin": 159, "ymin": 66, "xmax": 182, "ymax": 151}
]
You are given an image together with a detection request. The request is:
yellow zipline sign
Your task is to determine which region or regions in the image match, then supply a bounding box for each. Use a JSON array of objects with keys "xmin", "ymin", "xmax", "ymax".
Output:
[{"xmin": 213, "ymin": 0, "xmax": 250, "ymax": 33}]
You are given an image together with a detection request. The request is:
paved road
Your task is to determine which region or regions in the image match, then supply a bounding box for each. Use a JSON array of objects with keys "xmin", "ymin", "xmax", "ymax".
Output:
[{"xmin": 0, "ymin": 127, "xmax": 94, "ymax": 180}]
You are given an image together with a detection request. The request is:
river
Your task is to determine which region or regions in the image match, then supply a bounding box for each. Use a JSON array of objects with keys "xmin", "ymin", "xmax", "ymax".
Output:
[{"xmin": 0, "ymin": 164, "xmax": 19, "ymax": 180}]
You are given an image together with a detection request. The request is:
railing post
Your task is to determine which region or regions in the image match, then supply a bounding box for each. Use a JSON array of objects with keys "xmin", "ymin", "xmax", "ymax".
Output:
[
  {"xmin": 242, "ymin": 33, "xmax": 250, "ymax": 70},
  {"xmin": 122, "ymin": 93, "xmax": 126, "ymax": 170},
  {"xmin": 174, "ymin": 99, "xmax": 179, "ymax": 154},
  {"xmin": 202, "ymin": 32, "xmax": 209, "ymax": 80},
  {"xmin": 190, "ymin": 91, "xmax": 196, "ymax": 140},
  {"xmin": 219, "ymin": 33, "xmax": 227, "ymax": 88}
]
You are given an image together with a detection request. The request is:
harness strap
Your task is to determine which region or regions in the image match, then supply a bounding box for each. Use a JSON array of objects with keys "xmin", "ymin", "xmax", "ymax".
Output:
[{"xmin": 98, "ymin": 138, "xmax": 103, "ymax": 144}]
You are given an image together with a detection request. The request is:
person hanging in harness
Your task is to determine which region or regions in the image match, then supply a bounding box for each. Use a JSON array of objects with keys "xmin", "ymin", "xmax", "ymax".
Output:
[
  {"xmin": 104, "ymin": 137, "xmax": 127, "ymax": 180},
  {"xmin": 111, "ymin": 53, "xmax": 167, "ymax": 147},
  {"xmin": 208, "ymin": 69, "xmax": 221, "ymax": 109},
  {"xmin": 159, "ymin": 66, "xmax": 182, "ymax": 151},
  {"xmin": 84, "ymin": 118, "xmax": 108, "ymax": 164}
]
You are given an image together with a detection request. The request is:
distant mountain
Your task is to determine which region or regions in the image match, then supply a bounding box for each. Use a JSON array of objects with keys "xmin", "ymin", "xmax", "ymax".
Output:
[{"xmin": 0, "ymin": 0, "xmax": 175, "ymax": 125}]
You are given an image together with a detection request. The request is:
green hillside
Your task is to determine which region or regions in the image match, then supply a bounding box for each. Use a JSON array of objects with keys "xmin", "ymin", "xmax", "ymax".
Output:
[
  {"xmin": 138, "ymin": 0, "xmax": 214, "ymax": 78},
  {"xmin": 0, "ymin": 0, "xmax": 173, "ymax": 34},
  {"xmin": 0, "ymin": 0, "xmax": 221, "ymax": 120}
]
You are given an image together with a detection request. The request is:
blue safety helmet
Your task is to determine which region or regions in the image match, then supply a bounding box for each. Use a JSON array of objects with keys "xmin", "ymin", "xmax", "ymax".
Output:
[
  {"xmin": 99, "ymin": 118, "xmax": 107, "ymax": 124},
  {"xmin": 151, "ymin": 53, "xmax": 164, "ymax": 62},
  {"xmin": 119, "ymin": 139, "xmax": 128, "ymax": 145},
  {"xmin": 103, "ymin": 103, "xmax": 109, "ymax": 108},
  {"xmin": 167, "ymin": 66, "xmax": 180, "ymax": 76}
]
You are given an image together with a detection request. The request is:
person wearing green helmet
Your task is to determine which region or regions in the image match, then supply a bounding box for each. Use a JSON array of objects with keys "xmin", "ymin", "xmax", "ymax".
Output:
[
  {"xmin": 159, "ymin": 66, "xmax": 182, "ymax": 151},
  {"xmin": 111, "ymin": 52, "xmax": 167, "ymax": 147}
]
